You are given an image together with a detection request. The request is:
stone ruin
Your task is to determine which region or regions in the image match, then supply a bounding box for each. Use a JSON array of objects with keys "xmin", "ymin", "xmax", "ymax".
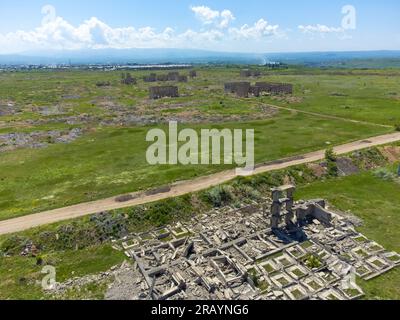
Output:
[
  {"xmin": 144, "ymin": 73, "xmax": 157, "ymax": 82},
  {"xmin": 189, "ymin": 70, "xmax": 197, "ymax": 78},
  {"xmin": 255, "ymin": 82, "xmax": 293, "ymax": 95},
  {"xmin": 110, "ymin": 185, "xmax": 400, "ymax": 300},
  {"xmin": 270, "ymin": 185, "xmax": 333, "ymax": 232},
  {"xmin": 224, "ymin": 82, "xmax": 251, "ymax": 98},
  {"xmin": 121, "ymin": 73, "xmax": 137, "ymax": 85},
  {"xmin": 225, "ymin": 81, "xmax": 293, "ymax": 97},
  {"xmin": 149, "ymin": 86, "xmax": 179, "ymax": 100},
  {"xmin": 144, "ymin": 72, "xmax": 189, "ymax": 83},
  {"xmin": 240, "ymin": 69, "xmax": 261, "ymax": 77}
]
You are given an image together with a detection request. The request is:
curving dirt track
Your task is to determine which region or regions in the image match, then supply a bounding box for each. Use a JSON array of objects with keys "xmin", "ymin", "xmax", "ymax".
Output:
[{"xmin": 1, "ymin": 132, "xmax": 400, "ymax": 235}]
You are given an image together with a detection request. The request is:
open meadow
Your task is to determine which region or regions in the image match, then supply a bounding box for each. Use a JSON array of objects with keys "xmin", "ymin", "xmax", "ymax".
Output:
[{"xmin": 0, "ymin": 67, "xmax": 398, "ymax": 220}]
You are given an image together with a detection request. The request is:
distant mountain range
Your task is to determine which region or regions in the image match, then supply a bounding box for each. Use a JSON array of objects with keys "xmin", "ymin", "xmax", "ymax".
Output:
[{"xmin": 1, "ymin": 49, "xmax": 400, "ymax": 67}]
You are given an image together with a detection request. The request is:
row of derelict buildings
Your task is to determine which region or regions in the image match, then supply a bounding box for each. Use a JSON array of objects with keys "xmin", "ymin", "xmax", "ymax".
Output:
[
  {"xmin": 147, "ymin": 69, "xmax": 294, "ymax": 99},
  {"xmin": 116, "ymin": 69, "xmax": 294, "ymax": 99}
]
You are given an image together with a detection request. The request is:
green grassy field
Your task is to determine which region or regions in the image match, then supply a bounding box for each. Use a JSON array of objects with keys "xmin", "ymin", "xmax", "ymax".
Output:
[
  {"xmin": 258, "ymin": 71, "xmax": 400, "ymax": 126},
  {"xmin": 0, "ymin": 112, "xmax": 389, "ymax": 220},
  {"xmin": 1, "ymin": 164, "xmax": 399, "ymax": 300},
  {"xmin": 0, "ymin": 66, "xmax": 398, "ymax": 220},
  {"xmin": 0, "ymin": 244, "xmax": 125, "ymax": 300},
  {"xmin": 296, "ymin": 169, "xmax": 400, "ymax": 299}
]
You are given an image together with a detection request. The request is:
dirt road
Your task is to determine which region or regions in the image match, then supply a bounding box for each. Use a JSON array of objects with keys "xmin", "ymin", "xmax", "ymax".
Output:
[{"xmin": 1, "ymin": 131, "xmax": 400, "ymax": 236}]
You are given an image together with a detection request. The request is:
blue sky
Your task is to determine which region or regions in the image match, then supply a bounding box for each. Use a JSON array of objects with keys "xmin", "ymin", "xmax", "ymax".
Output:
[{"xmin": 0, "ymin": 0, "xmax": 399, "ymax": 54}]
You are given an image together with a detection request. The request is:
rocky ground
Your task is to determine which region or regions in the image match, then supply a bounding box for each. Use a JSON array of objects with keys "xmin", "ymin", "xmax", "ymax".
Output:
[
  {"xmin": 0, "ymin": 128, "xmax": 83, "ymax": 152},
  {"xmin": 46, "ymin": 260, "xmax": 139, "ymax": 300}
]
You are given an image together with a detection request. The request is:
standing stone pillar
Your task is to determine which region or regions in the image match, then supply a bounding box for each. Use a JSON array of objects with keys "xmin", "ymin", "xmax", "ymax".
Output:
[
  {"xmin": 285, "ymin": 187, "xmax": 295, "ymax": 227},
  {"xmin": 270, "ymin": 189, "xmax": 282, "ymax": 229}
]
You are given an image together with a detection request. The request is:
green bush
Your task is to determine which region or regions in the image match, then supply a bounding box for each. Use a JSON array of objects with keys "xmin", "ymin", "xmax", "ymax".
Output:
[
  {"xmin": 373, "ymin": 168, "xmax": 396, "ymax": 181},
  {"xmin": 325, "ymin": 148, "xmax": 339, "ymax": 177},
  {"xmin": 203, "ymin": 185, "xmax": 235, "ymax": 207},
  {"xmin": 305, "ymin": 254, "xmax": 322, "ymax": 269},
  {"xmin": 0, "ymin": 235, "xmax": 30, "ymax": 255},
  {"xmin": 235, "ymin": 184, "xmax": 261, "ymax": 200}
]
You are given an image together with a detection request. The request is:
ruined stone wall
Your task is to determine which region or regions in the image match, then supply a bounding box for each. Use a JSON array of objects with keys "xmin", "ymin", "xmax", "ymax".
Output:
[
  {"xmin": 240, "ymin": 70, "xmax": 261, "ymax": 77},
  {"xmin": 240, "ymin": 70, "xmax": 252, "ymax": 77},
  {"xmin": 156, "ymin": 74, "xmax": 169, "ymax": 81},
  {"xmin": 224, "ymin": 82, "xmax": 236, "ymax": 93},
  {"xmin": 224, "ymin": 82, "xmax": 251, "ymax": 97},
  {"xmin": 249, "ymin": 86, "xmax": 260, "ymax": 97},
  {"xmin": 178, "ymin": 75, "xmax": 188, "ymax": 83},
  {"xmin": 235, "ymin": 82, "xmax": 251, "ymax": 98},
  {"xmin": 255, "ymin": 82, "xmax": 293, "ymax": 95},
  {"xmin": 144, "ymin": 73, "xmax": 157, "ymax": 82},
  {"xmin": 145, "ymin": 71, "xmax": 189, "ymax": 83},
  {"xmin": 121, "ymin": 73, "xmax": 137, "ymax": 85},
  {"xmin": 168, "ymin": 72, "xmax": 180, "ymax": 81},
  {"xmin": 311, "ymin": 203, "xmax": 333, "ymax": 226},
  {"xmin": 149, "ymin": 86, "xmax": 179, "ymax": 99}
]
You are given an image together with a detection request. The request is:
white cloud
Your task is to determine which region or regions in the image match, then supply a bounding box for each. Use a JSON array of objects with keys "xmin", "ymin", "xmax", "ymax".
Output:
[
  {"xmin": 179, "ymin": 29, "xmax": 224, "ymax": 43},
  {"xmin": 0, "ymin": 16, "xmax": 180, "ymax": 52},
  {"xmin": 0, "ymin": 5, "xmax": 282, "ymax": 53},
  {"xmin": 219, "ymin": 10, "xmax": 235, "ymax": 29},
  {"xmin": 191, "ymin": 6, "xmax": 220, "ymax": 24},
  {"xmin": 298, "ymin": 24, "xmax": 344, "ymax": 34},
  {"xmin": 230, "ymin": 19, "xmax": 280, "ymax": 40},
  {"xmin": 191, "ymin": 6, "xmax": 235, "ymax": 29}
]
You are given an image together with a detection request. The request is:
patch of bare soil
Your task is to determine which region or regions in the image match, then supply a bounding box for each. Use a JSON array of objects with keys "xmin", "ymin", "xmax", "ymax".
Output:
[
  {"xmin": 0, "ymin": 100, "xmax": 21, "ymax": 116},
  {"xmin": 379, "ymin": 146, "xmax": 400, "ymax": 163},
  {"xmin": 307, "ymin": 163, "xmax": 328, "ymax": 178}
]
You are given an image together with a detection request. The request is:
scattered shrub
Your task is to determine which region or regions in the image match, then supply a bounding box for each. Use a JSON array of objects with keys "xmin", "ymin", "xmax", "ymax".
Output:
[
  {"xmin": 203, "ymin": 185, "xmax": 235, "ymax": 207},
  {"xmin": 305, "ymin": 254, "xmax": 322, "ymax": 269},
  {"xmin": 373, "ymin": 168, "xmax": 396, "ymax": 181},
  {"xmin": 0, "ymin": 235, "xmax": 30, "ymax": 255},
  {"xmin": 325, "ymin": 148, "xmax": 338, "ymax": 177}
]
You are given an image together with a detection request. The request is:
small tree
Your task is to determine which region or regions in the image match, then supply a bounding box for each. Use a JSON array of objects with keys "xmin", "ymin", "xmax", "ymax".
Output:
[{"xmin": 325, "ymin": 147, "xmax": 338, "ymax": 177}]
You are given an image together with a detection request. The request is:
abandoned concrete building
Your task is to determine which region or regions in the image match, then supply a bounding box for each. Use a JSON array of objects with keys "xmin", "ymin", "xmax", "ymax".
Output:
[
  {"xmin": 144, "ymin": 73, "xmax": 157, "ymax": 82},
  {"xmin": 255, "ymin": 82, "xmax": 293, "ymax": 95},
  {"xmin": 121, "ymin": 73, "xmax": 137, "ymax": 85},
  {"xmin": 149, "ymin": 86, "xmax": 179, "ymax": 99},
  {"xmin": 177, "ymin": 75, "xmax": 188, "ymax": 83},
  {"xmin": 167, "ymin": 72, "xmax": 180, "ymax": 81},
  {"xmin": 224, "ymin": 82, "xmax": 251, "ymax": 98},
  {"xmin": 240, "ymin": 69, "xmax": 262, "ymax": 77},
  {"xmin": 111, "ymin": 185, "xmax": 400, "ymax": 300},
  {"xmin": 144, "ymin": 71, "xmax": 189, "ymax": 83},
  {"xmin": 225, "ymin": 81, "xmax": 293, "ymax": 97},
  {"xmin": 156, "ymin": 74, "xmax": 169, "ymax": 82}
]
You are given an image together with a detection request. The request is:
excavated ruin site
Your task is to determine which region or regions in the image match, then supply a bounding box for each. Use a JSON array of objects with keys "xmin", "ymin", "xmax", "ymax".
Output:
[{"xmin": 109, "ymin": 185, "xmax": 400, "ymax": 300}]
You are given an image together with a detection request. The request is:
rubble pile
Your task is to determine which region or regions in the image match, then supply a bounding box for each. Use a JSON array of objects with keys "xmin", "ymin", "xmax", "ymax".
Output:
[
  {"xmin": 0, "ymin": 128, "xmax": 83, "ymax": 152},
  {"xmin": 109, "ymin": 185, "xmax": 400, "ymax": 300}
]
